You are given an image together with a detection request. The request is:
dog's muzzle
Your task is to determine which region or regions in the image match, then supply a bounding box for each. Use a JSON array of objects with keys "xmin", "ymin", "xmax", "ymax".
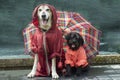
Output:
[
  {"xmin": 41, "ymin": 15, "xmax": 49, "ymax": 25},
  {"xmin": 71, "ymin": 44, "xmax": 75, "ymax": 48}
]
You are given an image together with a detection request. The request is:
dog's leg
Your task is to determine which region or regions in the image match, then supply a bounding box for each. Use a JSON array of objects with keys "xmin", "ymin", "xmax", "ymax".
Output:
[
  {"xmin": 52, "ymin": 58, "xmax": 59, "ymax": 79},
  {"xmin": 76, "ymin": 66, "xmax": 82, "ymax": 76},
  {"xmin": 27, "ymin": 54, "xmax": 38, "ymax": 78},
  {"xmin": 65, "ymin": 64, "xmax": 72, "ymax": 77}
]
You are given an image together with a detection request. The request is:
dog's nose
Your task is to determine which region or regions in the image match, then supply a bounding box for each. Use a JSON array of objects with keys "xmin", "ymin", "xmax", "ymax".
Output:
[{"xmin": 42, "ymin": 15, "xmax": 46, "ymax": 19}]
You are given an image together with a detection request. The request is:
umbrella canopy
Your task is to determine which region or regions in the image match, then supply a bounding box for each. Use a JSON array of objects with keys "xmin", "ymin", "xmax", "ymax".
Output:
[
  {"xmin": 57, "ymin": 11, "xmax": 101, "ymax": 59},
  {"xmin": 23, "ymin": 11, "xmax": 101, "ymax": 59}
]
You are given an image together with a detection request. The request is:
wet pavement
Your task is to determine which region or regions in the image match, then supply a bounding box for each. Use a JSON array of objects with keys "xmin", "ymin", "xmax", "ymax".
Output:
[{"xmin": 0, "ymin": 65, "xmax": 120, "ymax": 80}]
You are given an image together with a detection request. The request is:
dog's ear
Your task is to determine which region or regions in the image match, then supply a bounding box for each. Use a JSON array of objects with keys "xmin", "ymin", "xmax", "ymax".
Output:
[
  {"xmin": 80, "ymin": 36, "xmax": 84, "ymax": 46},
  {"xmin": 65, "ymin": 33, "xmax": 70, "ymax": 40},
  {"xmin": 78, "ymin": 33, "xmax": 84, "ymax": 46},
  {"xmin": 76, "ymin": 33, "xmax": 80, "ymax": 39}
]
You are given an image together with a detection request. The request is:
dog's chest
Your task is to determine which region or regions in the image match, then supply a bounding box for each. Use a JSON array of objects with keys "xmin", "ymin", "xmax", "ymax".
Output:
[
  {"xmin": 45, "ymin": 32, "xmax": 57, "ymax": 42},
  {"xmin": 37, "ymin": 31, "xmax": 57, "ymax": 44}
]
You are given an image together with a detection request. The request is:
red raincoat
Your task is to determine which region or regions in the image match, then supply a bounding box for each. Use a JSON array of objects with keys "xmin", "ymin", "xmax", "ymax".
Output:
[
  {"xmin": 65, "ymin": 46, "xmax": 88, "ymax": 68},
  {"xmin": 30, "ymin": 4, "xmax": 63, "ymax": 76}
]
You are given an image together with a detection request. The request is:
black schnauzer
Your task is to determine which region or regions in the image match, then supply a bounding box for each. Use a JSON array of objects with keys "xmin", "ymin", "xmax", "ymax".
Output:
[{"xmin": 65, "ymin": 32, "xmax": 89, "ymax": 77}]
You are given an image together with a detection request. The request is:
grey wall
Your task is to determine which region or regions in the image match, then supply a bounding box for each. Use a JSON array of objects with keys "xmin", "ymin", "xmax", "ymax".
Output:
[{"xmin": 0, "ymin": 0, "xmax": 120, "ymax": 54}]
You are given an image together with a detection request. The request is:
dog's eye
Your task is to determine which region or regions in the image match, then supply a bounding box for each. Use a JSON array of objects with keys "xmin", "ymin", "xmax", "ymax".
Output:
[
  {"xmin": 39, "ymin": 9, "xmax": 42, "ymax": 11},
  {"xmin": 46, "ymin": 9, "xmax": 50, "ymax": 11}
]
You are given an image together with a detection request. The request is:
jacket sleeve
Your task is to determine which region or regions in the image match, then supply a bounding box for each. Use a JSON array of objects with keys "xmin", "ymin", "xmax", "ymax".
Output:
[
  {"xmin": 30, "ymin": 34, "xmax": 39, "ymax": 54},
  {"xmin": 76, "ymin": 47, "xmax": 88, "ymax": 67},
  {"xmin": 65, "ymin": 52, "xmax": 74, "ymax": 67}
]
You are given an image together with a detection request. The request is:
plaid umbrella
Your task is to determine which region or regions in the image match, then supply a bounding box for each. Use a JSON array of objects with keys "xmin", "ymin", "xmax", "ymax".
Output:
[{"xmin": 23, "ymin": 11, "xmax": 101, "ymax": 59}]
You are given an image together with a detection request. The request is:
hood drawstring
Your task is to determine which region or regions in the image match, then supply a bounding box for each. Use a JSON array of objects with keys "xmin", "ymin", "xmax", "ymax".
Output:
[{"xmin": 43, "ymin": 32, "xmax": 50, "ymax": 75}]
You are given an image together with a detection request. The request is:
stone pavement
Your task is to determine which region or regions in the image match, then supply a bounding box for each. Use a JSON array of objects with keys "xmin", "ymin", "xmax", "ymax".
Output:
[{"xmin": 0, "ymin": 65, "xmax": 120, "ymax": 80}]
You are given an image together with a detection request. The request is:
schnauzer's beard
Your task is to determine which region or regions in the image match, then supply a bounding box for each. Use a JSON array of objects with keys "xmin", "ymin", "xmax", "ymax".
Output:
[{"xmin": 67, "ymin": 41, "xmax": 80, "ymax": 51}]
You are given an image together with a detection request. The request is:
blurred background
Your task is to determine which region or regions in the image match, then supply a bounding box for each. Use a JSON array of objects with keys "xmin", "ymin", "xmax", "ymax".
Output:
[{"xmin": 0, "ymin": 0, "xmax": 120, "ymax": 56}]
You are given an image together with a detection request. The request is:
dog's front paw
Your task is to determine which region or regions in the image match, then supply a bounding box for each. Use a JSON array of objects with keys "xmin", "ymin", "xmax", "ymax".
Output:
[
  {"xmin": 27, "ymin": 71, "xmax": 36, "ymax": 78},
  {"xmin": 52, "ymin": 72, "xmax": 59, "ymax": 79}
]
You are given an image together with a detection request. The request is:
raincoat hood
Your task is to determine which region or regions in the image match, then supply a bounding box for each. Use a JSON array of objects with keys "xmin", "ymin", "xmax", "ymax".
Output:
[{"xmin": 32, "ymin": 4, "xmax": 57, "ymax": 31}]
